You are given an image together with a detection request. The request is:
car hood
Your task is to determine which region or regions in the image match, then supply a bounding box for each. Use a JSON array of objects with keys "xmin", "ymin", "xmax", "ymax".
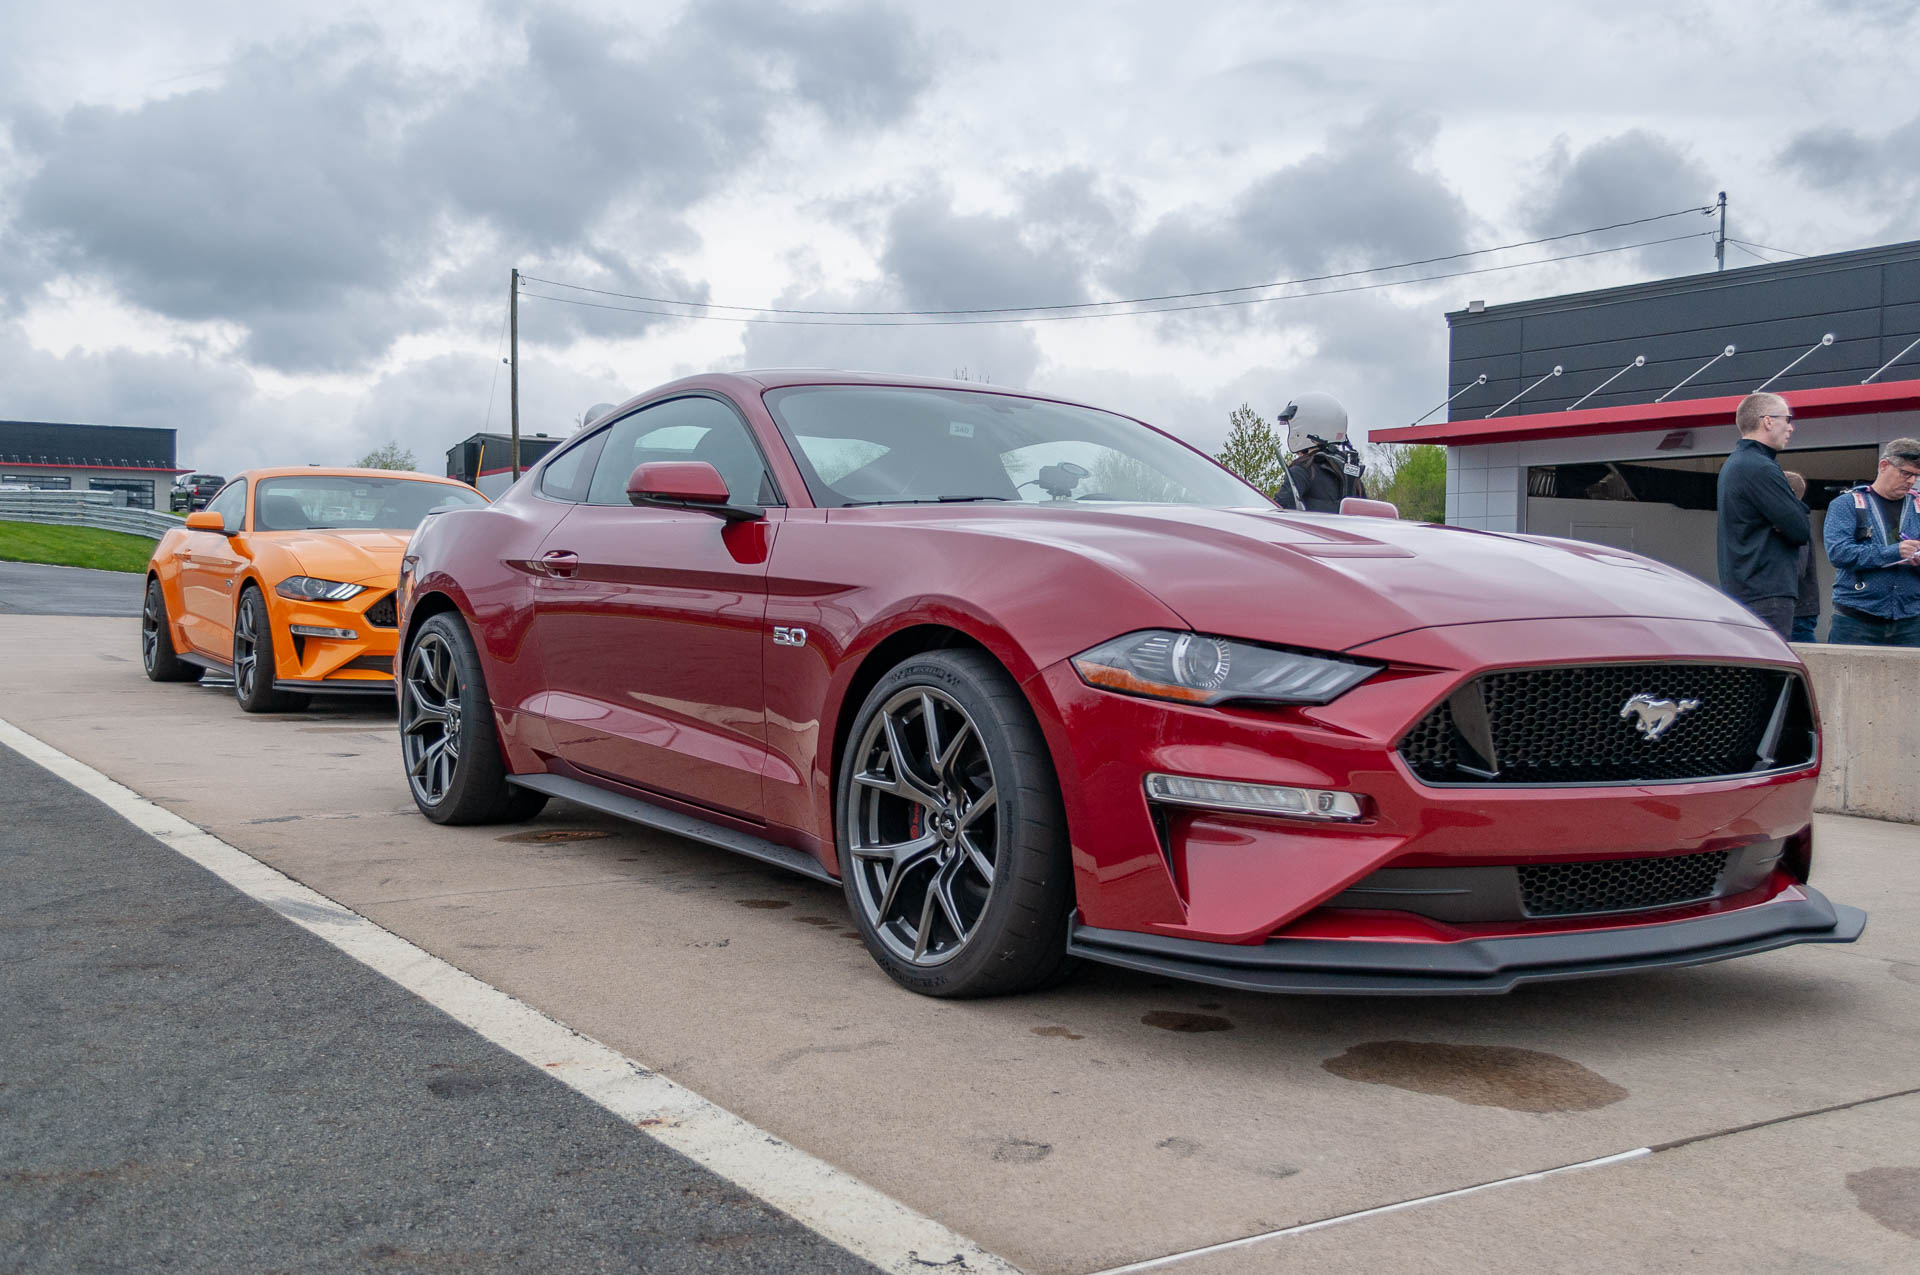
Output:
[
  {"xmin": 922, "ymin": 504, "xmax": 1764, "ymax": 652},
  {"xmin": 262, "ymin": 529, "xmax": 410, "ymax": 585}
]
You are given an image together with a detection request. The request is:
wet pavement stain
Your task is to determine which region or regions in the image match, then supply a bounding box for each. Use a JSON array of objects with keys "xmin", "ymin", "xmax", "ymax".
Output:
[
  {"xmin": 1323, "ymin": 1041, "xmax": 1628, "ymax": 1113},
  {"xmin": 1142, "ymin": 1010, "xmax": 1235, "ymax": 1033},
  {"xmin": 1155, "ymin": 1136, "xmax": 1200, "ymax": 1157},
  {"xmin": 735, "ymin": 899, "xmax": 791, "ymax": 910},
  {"xmin": 496, "ymin": 828, "xmax": 612, "ymax": 844},
  {"xmin": 1847, "ymin": 1166, "xmax": 1920, "ymax": 1239},
  {"xmin": 1890, "ymin": 962, "xmax": 1920, "ymax": 987},
  {"xmin": 1032, "ymin": 1025, "xmax": 1084, "ymax": 1040},
  {"xmin": 990, "ymin": 1139, "xmax": 1052, "ymax": 1163},
  {"xmin": 792, "ymin": 914, "xmax": 838, "ymax": 926}
]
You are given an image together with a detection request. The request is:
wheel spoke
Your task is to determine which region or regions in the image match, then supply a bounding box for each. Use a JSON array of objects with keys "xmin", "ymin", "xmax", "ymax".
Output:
[
  {"xmin": 933, "ymin": 863, "xmax": 968, "ymax": 939},
  {"xmin": 936, "ymin": 718, "xmax": 973, "ymax": 786},
  {"xmin": 869, "ymin": 834, "xmax": 940, "ymax": 919},
  {"xmin": 911, "ymin": 886, "xmax": 939, "ymax": 960},
  {"xmin": 956, "ymin": 784, "xmax": 995, "ymax": 833},
  {"xmin": 961, "ymin": 832, "xmax": 995, "ymax": 883},
  {"xmin": 881, "ymin": 713, "xmax": 943, "ymax": 806}
]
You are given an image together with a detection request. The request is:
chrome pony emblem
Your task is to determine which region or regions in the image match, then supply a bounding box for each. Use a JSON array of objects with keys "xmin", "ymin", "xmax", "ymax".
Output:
[{"xmin": 1620, "ymin": 693, "xmax": 1701, "ymax": 741}]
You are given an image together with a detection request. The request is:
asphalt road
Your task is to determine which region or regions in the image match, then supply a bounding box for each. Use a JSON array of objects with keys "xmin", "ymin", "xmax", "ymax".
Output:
[
  {"xmin": 0, "ymin": 739, "xmax": 884, "ymax": 1275},
  {"xmin": 4, "ymin": 565, "xmax": 1918, "ymax": 1273},
  {"xmin": 0, "ymin": 559, "xmax": 144, "ymax": 617}
]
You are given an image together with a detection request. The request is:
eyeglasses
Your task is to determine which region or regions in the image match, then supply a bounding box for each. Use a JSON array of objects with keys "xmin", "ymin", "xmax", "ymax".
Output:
[
  {"xmin": 1893, "ymin": 465, "xmax": 1920, "ymax": 481},
  {"xmin": 1763, "ymin": 413, "xmax": 1795, "ymax": 424}
]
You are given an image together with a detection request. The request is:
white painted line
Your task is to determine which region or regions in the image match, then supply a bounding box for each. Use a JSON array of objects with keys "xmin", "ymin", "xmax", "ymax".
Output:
[
  {"xmin": 0, "ymin": 716, "xmax": 1021, "ymax": 1275},
  {"xmin": 1082, "ymin": 1148, "xmax": 1653, "ymax": 1275}
]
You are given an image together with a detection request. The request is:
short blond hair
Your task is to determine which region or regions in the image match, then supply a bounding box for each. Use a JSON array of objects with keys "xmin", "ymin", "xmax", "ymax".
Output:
[{"xmin": 1736, "ymin": 392, "xmax": 1788, "ymax": 435}]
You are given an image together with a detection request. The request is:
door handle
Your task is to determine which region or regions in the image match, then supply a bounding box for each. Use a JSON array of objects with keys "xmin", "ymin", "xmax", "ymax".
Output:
[{"xmin": 540, "ymin": 550, "xmax": 580, "ymax": 578}]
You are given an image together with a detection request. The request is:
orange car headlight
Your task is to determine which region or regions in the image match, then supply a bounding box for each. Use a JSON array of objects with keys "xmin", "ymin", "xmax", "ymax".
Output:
[{"xmin": 275, "ymin": 576, "xmax": 367, "ymax": 602}]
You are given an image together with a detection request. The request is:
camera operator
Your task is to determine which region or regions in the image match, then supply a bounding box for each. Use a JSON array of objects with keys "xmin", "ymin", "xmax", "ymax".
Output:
[{"xmin": 1273, "ymin": 392, "xmax": 1367, "ymax": 513}]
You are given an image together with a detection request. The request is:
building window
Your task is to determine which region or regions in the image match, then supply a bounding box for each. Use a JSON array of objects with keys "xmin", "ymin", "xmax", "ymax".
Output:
[
  {"xmin": 89, "ymin": 478, "xmax": 156, "ymax": 509},
  {"xmin": 4, "ymin": 474, "xmax": 72, "ymax": 490}
]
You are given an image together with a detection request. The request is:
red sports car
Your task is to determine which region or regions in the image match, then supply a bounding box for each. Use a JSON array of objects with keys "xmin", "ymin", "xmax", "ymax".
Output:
[{"xmin": 395, "ymin": 371, "xmax": 1863, "ymax": 998}]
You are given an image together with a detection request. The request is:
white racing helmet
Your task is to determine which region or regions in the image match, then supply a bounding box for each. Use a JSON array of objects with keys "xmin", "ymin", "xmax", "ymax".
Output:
[{"xmin": 1281, "ymin": 391, "xmax": 1349, "ymax": 454}]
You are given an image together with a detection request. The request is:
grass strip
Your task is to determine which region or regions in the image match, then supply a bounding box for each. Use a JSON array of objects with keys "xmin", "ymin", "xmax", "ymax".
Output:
[{"xmin": 0, "ymin": 521, "xmax": 158, "ymax": 573}]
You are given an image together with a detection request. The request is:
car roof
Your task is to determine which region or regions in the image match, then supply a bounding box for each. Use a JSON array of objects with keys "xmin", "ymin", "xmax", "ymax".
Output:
[
  {"xmin": 600, "ymin": 369, "xmax": 1133, "ymax": 423},
  {"xmin": 230, "ymin": 467, "xmax": 475, "ymax": 486}
]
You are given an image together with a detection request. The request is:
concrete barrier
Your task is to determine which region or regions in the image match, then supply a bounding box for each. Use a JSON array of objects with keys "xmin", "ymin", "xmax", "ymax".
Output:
[{"xmin": 1793, "ymin": 642, "xmax": 1919, "ymax": 825}]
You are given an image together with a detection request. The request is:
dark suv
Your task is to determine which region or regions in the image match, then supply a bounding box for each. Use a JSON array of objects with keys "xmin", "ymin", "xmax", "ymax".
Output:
[{"xmin": 169, "ymin": 473, "xmax": 226, "ymax": 514}]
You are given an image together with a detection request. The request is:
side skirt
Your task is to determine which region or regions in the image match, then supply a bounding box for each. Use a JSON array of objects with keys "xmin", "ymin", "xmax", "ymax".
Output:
[{"xmin": 506, "ymin": 772, "xmax": 839, "ymax": 886}]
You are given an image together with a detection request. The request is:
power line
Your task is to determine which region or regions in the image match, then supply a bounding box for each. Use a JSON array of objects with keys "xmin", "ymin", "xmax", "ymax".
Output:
[
  {"xmin": 1727, "ymin": 240, "xmax": 1779, "ymax": 265},
  {"xmin": 1727, "ymin": 236, "xmax": 1807, "ymax": 259},
  {"xmin": 515, "ymin": 231, "xmax": 1714, "ymax": 328},
  {"xmin": 517, "ymin": 204, "xmax": 1714, "ymax": 319}
]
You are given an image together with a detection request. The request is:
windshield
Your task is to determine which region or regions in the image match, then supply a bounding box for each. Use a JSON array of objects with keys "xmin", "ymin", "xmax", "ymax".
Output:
[
  {"xmin": 253, "ymin": 476, "xmax": 486, "ymax": 531},
  {"xmin": 763, "ymin": 385, "xmax": 1269, "ymax": 509}
]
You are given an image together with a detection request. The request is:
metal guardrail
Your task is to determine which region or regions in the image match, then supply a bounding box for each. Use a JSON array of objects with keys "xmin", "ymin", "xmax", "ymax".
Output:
[{"xmin": 0, "ymin": 491, "xmax": 186, "ymax": 540}]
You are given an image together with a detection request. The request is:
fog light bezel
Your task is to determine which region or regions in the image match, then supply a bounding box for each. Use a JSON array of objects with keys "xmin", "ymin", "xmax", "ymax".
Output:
[
  {"xmin": 1144, "ymin": 772, "xmax": 1365, "ymax": 821},
  {"xmin": 289, "ymin": 625, "xmax": 360, "ymax": 640}
]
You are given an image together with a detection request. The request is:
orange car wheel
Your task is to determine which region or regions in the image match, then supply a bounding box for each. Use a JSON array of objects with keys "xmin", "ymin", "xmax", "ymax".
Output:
[
  {"xmin": 232, "ymin": 586, "xmax": 310, "ymax": 714},
  {"xmin": 142, "ymin": 578, "xmax": 202, "ymax": 684}
]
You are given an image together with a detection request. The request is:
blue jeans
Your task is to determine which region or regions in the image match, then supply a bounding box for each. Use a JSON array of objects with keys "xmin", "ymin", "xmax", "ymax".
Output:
[
  {"xmin": 1790, "ymin": 615, "xmax": 1819, "ymax": 643},
  {"xmin": 1827, "ymin": 609, "xmax": 1920, "ymax": 646}
]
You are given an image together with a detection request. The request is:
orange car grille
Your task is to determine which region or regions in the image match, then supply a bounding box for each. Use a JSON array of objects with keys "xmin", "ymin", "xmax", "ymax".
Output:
[{"xmin": 362, "ymin": 592, "xmax": 397, "ymax": 627}]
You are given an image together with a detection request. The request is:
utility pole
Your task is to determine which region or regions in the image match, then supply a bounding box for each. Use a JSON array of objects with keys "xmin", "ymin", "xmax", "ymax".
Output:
[
  {"xmin": 509, "ymin": 267, "xmax": 521, "ymax": 480},
  {"xmin": 1714, "ymin": 191, "xmax": 1727, "ymax": 272}
]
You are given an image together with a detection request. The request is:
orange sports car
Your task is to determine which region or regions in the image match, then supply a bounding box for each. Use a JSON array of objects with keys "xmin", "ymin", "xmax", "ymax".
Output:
[{"xmin": 142, "ymin": 467, "xmax": 487, "ymax": 711}]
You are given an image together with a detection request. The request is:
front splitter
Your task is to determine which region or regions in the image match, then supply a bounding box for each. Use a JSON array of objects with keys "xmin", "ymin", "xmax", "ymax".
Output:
[{"xmin": 1068, "ymin": 889, "xmax": 1866, "ymax": 995}]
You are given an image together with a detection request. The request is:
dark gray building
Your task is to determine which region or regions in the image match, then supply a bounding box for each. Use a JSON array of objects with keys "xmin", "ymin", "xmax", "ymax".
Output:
[
  {"xmin": 1376, "ymin": 239, "xmax": 1920, "ymax": 604},
  {"xmin": 0, "ymin": 420, "xmax": 187, "ymax": 509}
]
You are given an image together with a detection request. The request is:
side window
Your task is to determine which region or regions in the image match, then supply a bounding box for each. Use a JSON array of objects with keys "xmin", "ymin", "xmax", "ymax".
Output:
[
  {"xmin": 538, "ymin": 430, "xmax": 609, "ymax": 504},
  {"xmin": 206, "ymin": 481, "xmax": 246, "ymax": 532},
  {"xmin": 586, "ymin": 396, "xmax": 776, "ymax": 507}
]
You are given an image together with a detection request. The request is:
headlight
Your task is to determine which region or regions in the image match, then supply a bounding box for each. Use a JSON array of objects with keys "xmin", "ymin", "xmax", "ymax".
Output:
[
  {"xmin": 275, "ymin": 576, "xmax": 367, "ymax": 602},
  {"xmin": 1071, "ymin": 629, "xmax": 1378, "ymax": 706}
]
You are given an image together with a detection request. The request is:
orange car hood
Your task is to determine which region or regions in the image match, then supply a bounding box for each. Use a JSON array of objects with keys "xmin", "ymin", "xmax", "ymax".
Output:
[{"xmin": 263, "ymin": 529, "xmax": 410, "ymax": 585}]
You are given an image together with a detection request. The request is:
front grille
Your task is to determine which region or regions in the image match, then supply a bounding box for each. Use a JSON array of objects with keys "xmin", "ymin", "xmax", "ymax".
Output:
[
  {"xmin": 343, "ymin": 655, "xmax": 395, "ymax": 674},
  {"xmin": 1398, "ymin": 663, "xmax": 1813, "ymax": 785},
  {"xmin": 362, "ymin": 592, "xmax": 396, "ymax": 627},
  {"xmin": 1519, "ymin": 850, "xmax": 1729, "ymax": 916}
]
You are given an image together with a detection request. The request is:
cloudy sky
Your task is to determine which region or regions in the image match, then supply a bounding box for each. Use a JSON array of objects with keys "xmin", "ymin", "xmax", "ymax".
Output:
[{"xmin": 3, "ymin": 0, "xmax": 1917, "ymax": 475}]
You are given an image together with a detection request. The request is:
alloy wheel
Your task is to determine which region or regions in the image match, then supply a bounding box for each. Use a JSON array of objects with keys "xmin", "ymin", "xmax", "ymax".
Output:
[
  {"xmin": 401, "ymin": 632, "xmax": 464, "ymax": 807},
  {"xmin": 233, "ymin": 597, "xmax": 261, "ymax": 700},
  {"xmin": 846, "ymin": 687, "xmax": 1000, "ymax": 966},
  {"xmin": 141, "ymin": 586, "xmax": 162, "ymax": 673}
]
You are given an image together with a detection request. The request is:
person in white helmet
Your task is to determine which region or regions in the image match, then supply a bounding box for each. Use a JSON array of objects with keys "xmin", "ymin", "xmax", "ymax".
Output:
[{"xmin": 1274, "ymin": 392, "xmax": 1367, "ymax": 513}]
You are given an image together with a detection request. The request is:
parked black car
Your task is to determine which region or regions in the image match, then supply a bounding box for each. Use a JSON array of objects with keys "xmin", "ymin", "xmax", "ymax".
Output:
[{"xmin": 169, "ymin": 473, "xmax": 226, "ymax": 513}]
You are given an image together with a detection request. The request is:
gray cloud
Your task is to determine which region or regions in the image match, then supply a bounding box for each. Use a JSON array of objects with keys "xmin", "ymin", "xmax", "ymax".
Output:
[
  {"xmin": 1114, "ymin": 108, "xmax": 1475, "ymax": 306},
  {"xmin": 1523, "ymin": 131, "xmax": 1717, "ymax": 277},
  {"xmin": 4, "ymin": 3, "xmax": 931, "ymax": 373},
  {"xmin": 1777, "ymin": 114, "xmax": 1920, "ymax": 239}
]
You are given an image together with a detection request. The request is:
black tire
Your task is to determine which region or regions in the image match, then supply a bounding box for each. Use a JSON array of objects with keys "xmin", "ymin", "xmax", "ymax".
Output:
[
  {"xmin": 232, "ymin": 586, "xmax": 309, "ymax": 713},
  {"xmin": 400, "ymin": 611, "xmax": 549, "ymax": 825},
  {"xmin": 141, "ymin": 577, "xmax": 202, "ymax": 683},
  {"xmin": 836, "ymin": 649, "xmax": 1076, "ymax": 997}
]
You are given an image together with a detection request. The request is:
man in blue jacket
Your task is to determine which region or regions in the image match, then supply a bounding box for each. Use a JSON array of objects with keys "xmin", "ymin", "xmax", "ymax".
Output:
[
  {"xmin": 1716, "ymin": 392, "xmax": 1809, "ymax": 640},
  {"xmin": 1823, "ymin": 437, "xmax": 1920, "ymax": 646}
]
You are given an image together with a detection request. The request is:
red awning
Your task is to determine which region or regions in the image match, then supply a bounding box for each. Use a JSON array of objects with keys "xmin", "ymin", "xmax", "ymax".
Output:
[{"xmin": 1371, "ymin": 376, "xmax": 1920, "ymax": 448}]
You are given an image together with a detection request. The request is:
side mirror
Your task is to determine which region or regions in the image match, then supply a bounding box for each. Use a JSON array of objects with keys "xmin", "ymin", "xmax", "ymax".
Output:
[
  {"xmin": 1340, "ymin": 497, "xmax": 1400, "ymax": 520},
  {"xmin": 184, "ymin": 511, "xmax": 228, "ymax": 532},
  {"xmin": 627, "ymin": 462, "xmax": 764, "ymax": 522}
]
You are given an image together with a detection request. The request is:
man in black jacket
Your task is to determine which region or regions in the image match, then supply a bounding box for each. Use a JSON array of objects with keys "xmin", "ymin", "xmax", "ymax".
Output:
[{"xmin": 1715, "ymin": 392, "xmax": 1810, "ymax": 639}]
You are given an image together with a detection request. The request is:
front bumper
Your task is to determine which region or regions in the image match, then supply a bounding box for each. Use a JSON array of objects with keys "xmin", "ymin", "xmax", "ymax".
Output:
[{"xmin": 1068, "ymin": 887, "xmax": 1866, "ymax": 995}]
